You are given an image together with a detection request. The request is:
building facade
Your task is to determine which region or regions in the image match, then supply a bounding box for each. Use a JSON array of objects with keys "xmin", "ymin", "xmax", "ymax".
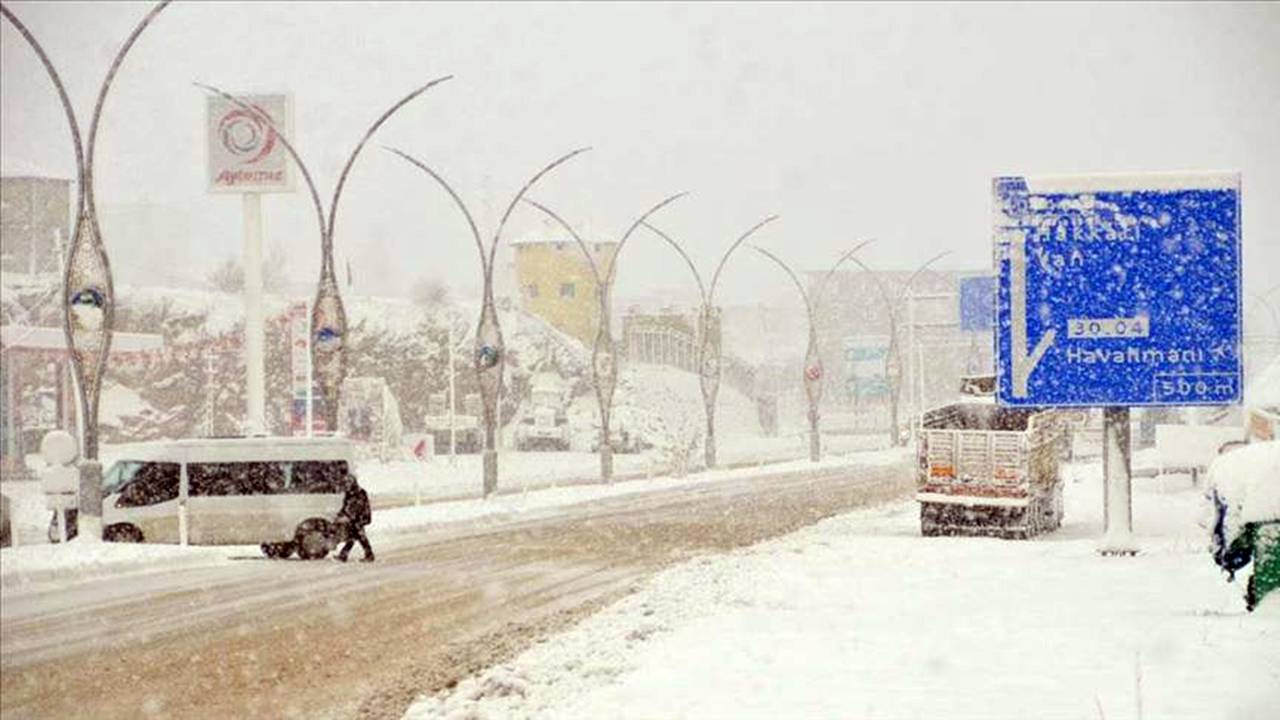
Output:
[
  {"xmin": 512, "ymin": 232, "xmax": 617, "ymax": 347},
  {"xmin": 0, "ymin": 174, "xmax": 71, "ymax": 276}
]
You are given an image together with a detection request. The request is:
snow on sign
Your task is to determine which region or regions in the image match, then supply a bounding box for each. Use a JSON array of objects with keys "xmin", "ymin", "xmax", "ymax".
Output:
[{"xmin": 994, "ymin": 172, "xmax": 1242, "ymax": 408}]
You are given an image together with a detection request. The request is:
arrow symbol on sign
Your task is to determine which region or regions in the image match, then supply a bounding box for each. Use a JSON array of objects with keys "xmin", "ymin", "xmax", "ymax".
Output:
[{"xmin": 1010, "ymin": 228, "xmax": 1056, "ymax": 397}]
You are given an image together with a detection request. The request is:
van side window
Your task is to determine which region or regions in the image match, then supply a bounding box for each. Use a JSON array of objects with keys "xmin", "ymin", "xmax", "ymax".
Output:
[
  {"xmin": 289, "ymin": 461, "xmax": 348, "ymax": 494},
  {"xmin": 189, "ymin": 463, "xmax": 286, "ymax": 496},
  {"xmin": 117, "ymin": 462, "xmax": 180, "ymax": 507}
]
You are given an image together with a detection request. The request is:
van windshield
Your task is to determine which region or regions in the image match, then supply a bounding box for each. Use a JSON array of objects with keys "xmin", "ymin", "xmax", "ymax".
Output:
[{"xmin": 102, "ymin": 461, "xmax": 144, "ymax": 496}]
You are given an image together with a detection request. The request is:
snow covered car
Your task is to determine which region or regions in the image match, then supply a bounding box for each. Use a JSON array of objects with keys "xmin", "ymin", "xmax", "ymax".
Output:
[
  {"xmin": 1206, "ymin": 440, "xmax": 1280, "ymax": 612},
  {"xmin": 95, "ymin": 436, "xmax": 354, "ymax": 559}
]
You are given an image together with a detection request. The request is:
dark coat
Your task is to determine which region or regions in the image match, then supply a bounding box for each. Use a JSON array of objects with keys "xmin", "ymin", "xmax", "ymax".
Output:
[{"xmin": 339, "ymin": 485, "xmax": 372, "ymax": 527}]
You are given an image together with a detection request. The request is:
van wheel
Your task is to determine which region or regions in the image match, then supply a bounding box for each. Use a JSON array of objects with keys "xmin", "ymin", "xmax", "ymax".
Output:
[
  {"xmin": 261, "ymin": 542, "xmax": 295, "ymax": 559},
  {"xmin": 105, "ymin": 524, "xmax": 144, "ymax": 543},
  {"xmin": 295, "ymin": 520, "xmax": 330, "ymax": 560}
]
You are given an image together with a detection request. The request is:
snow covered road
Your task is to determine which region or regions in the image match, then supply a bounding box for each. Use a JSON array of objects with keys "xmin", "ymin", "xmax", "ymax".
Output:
[
  {"xmin": 0, "ymin": 453, "xmax": 913, "ymax": 719},
  {"xmin": 406, "ymin": 464, "xmax": 1280, "ymax": 720}
]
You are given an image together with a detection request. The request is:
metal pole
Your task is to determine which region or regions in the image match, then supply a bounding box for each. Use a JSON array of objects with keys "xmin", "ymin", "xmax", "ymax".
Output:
[
  {"xmin": 204, "ymin": 350, "xmax": 216, "ymax": 436},
  {"xmin": 448, "ymin": 318, "xmax": 457, "ymax": 464},
  {"xmin": 305, "ymin": 302, "xmax": 314, "ymax": 437},
  {"xmin": 242, "ymin": 193, "xmax": 266, "ymax": 435},
  {"xmin": 906, "ymin": 291, "xmax": 917, "ymax": 442},
  {"xmin": 1100, "ymin": 406, "xmax": 1137, "ymax": 555}
]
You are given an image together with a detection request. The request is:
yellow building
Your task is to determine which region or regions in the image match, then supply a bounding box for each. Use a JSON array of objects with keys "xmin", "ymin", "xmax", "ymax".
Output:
[{"xmin": 512, "ymin": 232, "xmax": 618, "ymax": 347}]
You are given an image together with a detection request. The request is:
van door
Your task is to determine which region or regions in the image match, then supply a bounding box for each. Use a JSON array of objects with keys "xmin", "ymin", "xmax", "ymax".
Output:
[{"xmin": 111, "ymin": 462, "xmax": 181, "ymax": 543}]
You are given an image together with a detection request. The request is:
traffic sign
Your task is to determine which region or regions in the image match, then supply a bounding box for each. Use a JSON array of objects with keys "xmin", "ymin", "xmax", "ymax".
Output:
[
  {"xmin": 994, "ymin": 172, "xmax": 1241, "ymax": 407},
  {"xmin": 959, "ymin": 276, "xmax": 995, "ymax": 331}
]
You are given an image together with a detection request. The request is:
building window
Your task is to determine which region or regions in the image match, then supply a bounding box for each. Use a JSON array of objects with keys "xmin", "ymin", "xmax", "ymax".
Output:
[
  {"xmin": 526, "ymin": 283, "xmax": 539, "ymax": 299},
  {"xmin": 560, "ymin": 282, "xmax": 575, "ymax": 299}
]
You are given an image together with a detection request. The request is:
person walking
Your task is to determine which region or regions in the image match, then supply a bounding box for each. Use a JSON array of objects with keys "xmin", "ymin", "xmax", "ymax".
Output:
[{"xmin": 335, "ymin": 473, "xmax": 374, "ymax": 562}]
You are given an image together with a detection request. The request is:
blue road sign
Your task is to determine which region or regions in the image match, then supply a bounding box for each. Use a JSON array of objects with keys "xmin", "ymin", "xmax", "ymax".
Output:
[
  {"xmin": 959, "ymin": 276, "xmax": 996, "ymax": 331},
  {"xmin": 993, "ymin": 173, "xmax": 1241, "ymax": 407}
]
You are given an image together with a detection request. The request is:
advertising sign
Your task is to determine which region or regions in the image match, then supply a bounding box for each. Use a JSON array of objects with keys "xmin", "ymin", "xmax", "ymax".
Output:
[
  {"xmin": 287, "ymin": 302, "xmax": 323, "ymax": 433},
  {"xmin": 994, "ymin": 172, "xmax": 1242, "ymax": 407},
  {"xmin": 843, "ymin": 335, "xmax": 891, "ymax": 399},
  {"xmin": 206, "ymin": 93, "xmax": 294, "ymax": 193}
]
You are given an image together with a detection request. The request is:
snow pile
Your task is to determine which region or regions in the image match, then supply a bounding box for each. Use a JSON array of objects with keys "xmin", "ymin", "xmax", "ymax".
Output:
[
  {"xmin": 1245, "ymin": 357, "xmax": 1280, "ymax": 410},
  {"xmin": 0, "ymin": 540, "xmax": 231, "ymax": 589},
  {"xmin": 405, "ymin": 463, "xmax": 1280, "ymax": 720},
  {"xmin": 1207, "ymin": 441, "xmax": 1280, "ymax": 532}
]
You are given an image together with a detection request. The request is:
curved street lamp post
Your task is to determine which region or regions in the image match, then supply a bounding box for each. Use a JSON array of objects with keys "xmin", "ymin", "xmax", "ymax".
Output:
[
  {"xmin": 1, "ymin": 0, "xmax": 171, "ymax": 540},
  {"xmin": 521, "ymin": 193, "xmax": 687, "ymax": 482},
  {"xmin": 385, "ymin": 146, "xmax": 590, "ymax": 497},
  {"xmin": 195, "ymin": 77, "xmax": 453, "ymax": 433},
  {"xmin": 752, "ymin": 240, "xmax": 873, "ymax": 461},
  {"xmin": 844, "ymin": 251, "xmax": 952, "ymax": 446},
  {"xmin": 640, "ymin": 216, "xmax": 779, "ymax": 470}
]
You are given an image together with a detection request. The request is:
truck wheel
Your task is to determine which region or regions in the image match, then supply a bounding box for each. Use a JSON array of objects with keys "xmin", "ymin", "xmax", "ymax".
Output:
[
  {"xmin": 104, "ymin": 524, "xmax": 144, "ymax": 543},
  {"xmin": 295, "ymin": 519, "xmax": 331, "ymax": 560}
]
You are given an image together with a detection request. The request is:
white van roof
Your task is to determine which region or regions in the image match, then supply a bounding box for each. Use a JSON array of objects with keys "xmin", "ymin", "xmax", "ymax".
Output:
[{"xmin": 112, "ymin": 436, "xmax": 355, "ymax": 464}]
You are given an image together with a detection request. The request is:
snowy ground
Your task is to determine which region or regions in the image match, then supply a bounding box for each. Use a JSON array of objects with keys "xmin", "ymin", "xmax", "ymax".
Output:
[
  {"xmin": 405, "ymin": 463, "xmax": 1280, "ymax": 720},
  {"xmin": 0, "ymin": 448, "xmax": 907, "ymax": 590}
]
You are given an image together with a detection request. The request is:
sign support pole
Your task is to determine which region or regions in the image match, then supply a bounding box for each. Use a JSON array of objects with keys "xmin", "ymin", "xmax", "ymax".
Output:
[
  {"xmin": 449, "ymin": 318, "xmax": 457, "ymax": 464},
  {"xmin": 1100, "ymin": 406, "xmax": 1137, "ymax": 555},
  {"xmin": 243, "ymin": 192, "xmax": 266, "ymax": 435},
  {"xmin": 305, "ymin": 303, "xmax": 314, "ymax": 438}
]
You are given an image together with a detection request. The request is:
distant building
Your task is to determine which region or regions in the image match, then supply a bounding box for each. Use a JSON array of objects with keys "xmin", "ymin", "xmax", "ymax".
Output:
[
  {"xmin": 622, "ymin": 305, "xmax": 705, "ymax": 372},
  {"xmin": 511, "ymin": 225, "xmax": 617, "ymax": 346},
  {"xmin": 0, "ymin": 168, "xmax": 71, "ymax": 276}
]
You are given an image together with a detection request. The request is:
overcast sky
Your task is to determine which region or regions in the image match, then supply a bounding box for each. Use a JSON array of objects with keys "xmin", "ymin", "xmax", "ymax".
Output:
[{"xmin": 2, "ymin": 1, "xmax": 1278, "ymax": 320}]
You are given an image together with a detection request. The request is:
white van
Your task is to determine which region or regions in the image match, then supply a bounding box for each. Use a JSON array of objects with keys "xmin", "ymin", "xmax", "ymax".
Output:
[{"xmin": 101, "ymin": 436, "xmax": 354, "ymax": 559}]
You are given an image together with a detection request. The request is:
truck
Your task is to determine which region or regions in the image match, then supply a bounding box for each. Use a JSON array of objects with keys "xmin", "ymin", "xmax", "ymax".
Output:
[
  {"xmin": 422, "ymin": 392, "xmax": 482, "ymax": 455},
  {"xmin": 515, "ymin": 373, "xmax": 571, "ymax": 451},
  {"xmin": 916, "ymin": 375, "xmax": 1065, "ymax": 539}
]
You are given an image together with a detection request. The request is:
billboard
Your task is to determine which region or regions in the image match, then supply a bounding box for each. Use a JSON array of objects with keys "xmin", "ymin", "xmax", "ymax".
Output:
[
  {"xmin": 994, "ymin": 172, "xmax": 1241, "ymax": 407},
  {"xmin": 206, "ymin": 93, "xmax": 294, "ymax": 193},
  {"xmin": 843, "ymin": 335, "xmax": 891, "ymax": 400}
]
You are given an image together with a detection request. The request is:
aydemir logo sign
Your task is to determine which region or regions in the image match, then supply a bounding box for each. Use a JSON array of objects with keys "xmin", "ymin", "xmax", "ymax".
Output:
[{"xmin": 206, "ymin": 93, "xmax": 295, "ymax": 193}]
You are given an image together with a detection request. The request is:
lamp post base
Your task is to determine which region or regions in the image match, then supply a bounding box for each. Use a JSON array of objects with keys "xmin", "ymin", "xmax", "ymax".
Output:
[
  {"xmin": 76, "ymin": 460, "xmax": 103, "ymax": 543},
  {"xmin": 482, "ymin": 449, "xmax": 497, "ymax": 498},
  {"xmin": 601, "ymin": 444, "xmax": 614, "ymax": 483}
]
